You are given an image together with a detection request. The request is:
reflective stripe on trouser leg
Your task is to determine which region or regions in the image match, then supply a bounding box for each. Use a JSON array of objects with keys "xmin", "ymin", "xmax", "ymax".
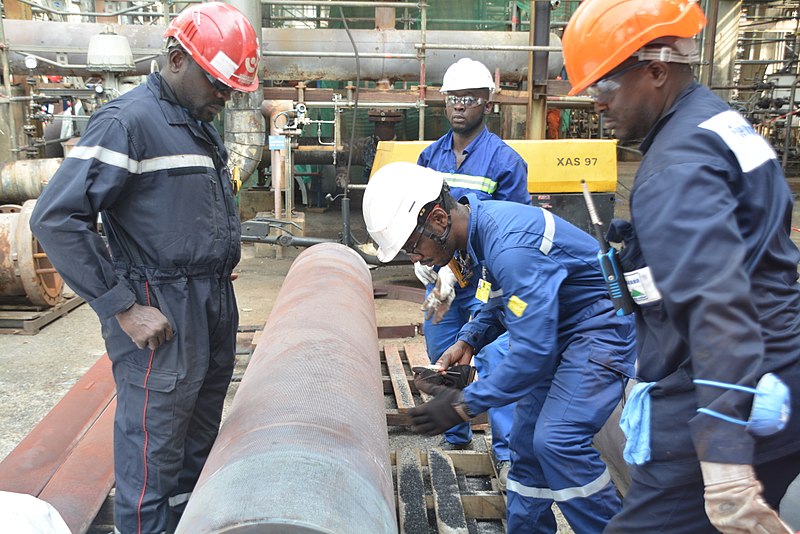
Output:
[
  {"xmin": 506, "ymin": 347, "xmax": 624, "ymax": 533},
  {"xmin": 423, "ymin": 284, "xmax": 476, "ymax": 445}
]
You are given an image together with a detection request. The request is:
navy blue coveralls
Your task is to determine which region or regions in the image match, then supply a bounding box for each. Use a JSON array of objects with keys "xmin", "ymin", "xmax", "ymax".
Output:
[
  {"xmin": 30, "ymin": 73, "xmax": 240, "ymax": 534},
  {"xmin": 457, "ymin": 194, "xmax": 636, "ymax": 533},
  {"xmin": 418, "ymin": 126, "xmax": 530, "ymax": 457},
  {"xmin": 604, "ymin": 82, "xmax": 800, "ymax": 533}
]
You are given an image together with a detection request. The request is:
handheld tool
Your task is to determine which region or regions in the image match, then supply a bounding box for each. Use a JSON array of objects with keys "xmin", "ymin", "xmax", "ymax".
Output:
[{"xmin": 581, "ymin": 180, "xmax": 635, "ymax": 316}]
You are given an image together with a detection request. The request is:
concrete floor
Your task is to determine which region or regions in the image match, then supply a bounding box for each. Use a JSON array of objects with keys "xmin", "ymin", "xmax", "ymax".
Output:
[{"xmin": 2, "ymin": 160, "xmax": 799, "ymax": 533}]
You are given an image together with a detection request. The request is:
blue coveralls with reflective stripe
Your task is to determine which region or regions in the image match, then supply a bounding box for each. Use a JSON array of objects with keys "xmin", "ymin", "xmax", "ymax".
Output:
[
  {"xmin": 30, "ymin": 73, "xmax": 240, "ymax": 534},
  {"xmin": 604, "ymin": 82, "xmax": 800, "ymax": 533},
  {"xmin": 418, "ymin": 126, "xmax": 530, "ymax": 457},
  {"xmin": 457, "ymin": 194, "xmax": 636, "ymax": 534}
]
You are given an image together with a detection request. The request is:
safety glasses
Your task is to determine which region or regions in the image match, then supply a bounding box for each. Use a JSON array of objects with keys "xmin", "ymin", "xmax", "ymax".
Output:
[
  {"xmin": 400, "ymin": 202, "xmax": 440, "ymax": 256},
  {"xmin": 186, "ymin": 53, "xmax": 235, "ymax": 94},
  {"xmin": 200, "ymin": 69, "xmax": 235, "ymax": 94},
  {"xmin": 400, "ymin": 229, "xmax": 425, "ymax": 256},
  {"xmin": 444, "ymin": 95, "xmax": 486, "ymax": 108},
  {"xmin": 586, "ymin": 61, "xmax": 650, "ymax": 103}
]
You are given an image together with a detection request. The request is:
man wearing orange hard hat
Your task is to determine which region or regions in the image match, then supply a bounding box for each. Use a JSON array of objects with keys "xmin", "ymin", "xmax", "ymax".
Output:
[
  {"xmin": 562, "ymin": 1, "xmax": 800, "ymax": 532},
  {"xmin": 30, "ymin": 3, "xmax": 261, "ymax": 532}
]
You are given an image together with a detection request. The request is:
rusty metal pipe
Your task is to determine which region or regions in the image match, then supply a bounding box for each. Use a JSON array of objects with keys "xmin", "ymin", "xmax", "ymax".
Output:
[
  {"xmin": 176, "ymin": 243, "xmax": 396, "ymax": 534},
  {"xmin": 0, "ymin": 200, "xmax": 63, "ymax": 306},
  {"xmin": 0, "ymin": 159, "xmax": 62, "ymax": 204}
]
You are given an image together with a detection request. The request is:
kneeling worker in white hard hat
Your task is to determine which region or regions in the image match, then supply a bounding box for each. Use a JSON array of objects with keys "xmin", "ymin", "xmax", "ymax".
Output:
[
  {"xmin": 363, "ymin": 161, "xmax": 636, "ymax": 533},
  {"xmin": 415, "ymin": 58, "xmax": 530, "ymax": 488}
]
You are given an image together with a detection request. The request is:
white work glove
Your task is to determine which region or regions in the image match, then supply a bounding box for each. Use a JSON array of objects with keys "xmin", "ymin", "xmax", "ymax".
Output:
[
  {"xmin": 422, "ymin": 264, "xmax": 457, "ymax": 324},
  {"xmin": 414, "ymin": 262, "xmax": 438, "ymax": 286},
  {"xmin": 700, "ymin": 462, "xmax": 793, "ymax": 534}
]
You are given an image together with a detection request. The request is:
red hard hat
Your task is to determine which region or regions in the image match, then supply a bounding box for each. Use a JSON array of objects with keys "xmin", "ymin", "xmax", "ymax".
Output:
[
  {"xmin": 164, "ymin": 2, "xmax": 261, "ymax": 92},
  {"xmin": 562, "ymin": 0, "xmax": 706, "ymax": 96}
]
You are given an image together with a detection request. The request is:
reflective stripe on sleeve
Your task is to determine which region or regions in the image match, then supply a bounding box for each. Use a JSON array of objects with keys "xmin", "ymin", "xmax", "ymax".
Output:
[
  {"xmin": 444, "ymin": 173, "xmax": 498, "ymax": 195},
  {"xmin": 68, "ymin": 145, "xmax": 215, "ymax": 174},
  {"xmin": 539, "ymin": 208, "xmax": 555, "ymax": 255}
]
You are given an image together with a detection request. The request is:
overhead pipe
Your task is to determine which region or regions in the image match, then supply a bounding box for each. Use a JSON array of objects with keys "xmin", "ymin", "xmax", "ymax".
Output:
[
  {"xmin": 0, "ymin": 200, "xmax": 64, "ymax": 306},
  {"xmin": 1, "ymin": 20, "xmax": 565, "ymax": 80},
  {"xmin": 176, "ymin": 243, "xmax": 395, "ymax": 534}
]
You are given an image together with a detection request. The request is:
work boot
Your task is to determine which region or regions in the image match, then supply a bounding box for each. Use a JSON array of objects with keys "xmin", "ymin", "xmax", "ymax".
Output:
[
  {"xmin": 496, "ymin": 460, "xmax": 511, "ymax": 492},
  {"xmin": 438, "ymin": 437, "xmax": 473, "ymax": 451}
]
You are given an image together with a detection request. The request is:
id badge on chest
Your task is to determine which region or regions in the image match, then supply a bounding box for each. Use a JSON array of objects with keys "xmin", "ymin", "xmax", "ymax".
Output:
[{"xmin": 476, "ymin": 267, "xmax": 491, "ymax": 303}]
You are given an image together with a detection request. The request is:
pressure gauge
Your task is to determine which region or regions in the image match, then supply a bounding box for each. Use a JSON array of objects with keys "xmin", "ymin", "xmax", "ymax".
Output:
[{"xmin": 24, "ymin": 55, "xmax": 38, "ymax": 70}]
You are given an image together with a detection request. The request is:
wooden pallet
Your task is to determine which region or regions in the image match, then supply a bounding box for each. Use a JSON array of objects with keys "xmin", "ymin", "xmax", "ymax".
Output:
[
  {"xmin": 0, "ymin": 295, "xmax": 85, "ymax": 335},
  {"xmin": 382, "ymin": 340, "xmax": 489, "ymax": 430},
  {"xmin": 394, "ymin": 447, "xmax": 506, "ymax": 534}
]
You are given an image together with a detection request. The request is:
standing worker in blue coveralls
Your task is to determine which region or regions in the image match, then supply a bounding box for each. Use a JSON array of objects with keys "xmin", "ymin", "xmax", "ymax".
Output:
[
  {"xmin": 415, "ymin": 58, "xmax": 530, "ymax": 490},
  {"xmin": 562, "ymin": 0, "xmax": 800, "ymax": 532},
  {"xmin": 29, "ymin": 4, "xmax": 261, "ymax": 533},
  {"xmin": 363, "ymin": 162, "xmax": 636, "ymax": 533}
]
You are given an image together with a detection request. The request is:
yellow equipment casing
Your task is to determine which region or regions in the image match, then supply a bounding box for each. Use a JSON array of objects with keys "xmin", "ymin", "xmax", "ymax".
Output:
[
  {"xmin": 369, "ymin": 139, "xmax": 618, "ymax": 193},
  {"xmin": 368, "ymin": 138, "xmax": 620, "ymax": 236}
]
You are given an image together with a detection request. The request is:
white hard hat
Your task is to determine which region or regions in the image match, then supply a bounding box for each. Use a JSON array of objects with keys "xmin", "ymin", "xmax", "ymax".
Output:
[
  {"xmin": 363, "ymin": 162, "xmax": 445, "ymax": 263},
  {"xmin": 440, "ymin": 58, "xmax": 496, "ymax": 95}
]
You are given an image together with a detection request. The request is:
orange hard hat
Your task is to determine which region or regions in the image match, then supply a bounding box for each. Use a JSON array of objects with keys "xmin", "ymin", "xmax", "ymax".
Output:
[
  {"xmin": 164, "ymin": 2, "xmax": 261, "ymax": 92},
  {"xmin": 562, "ymin": 0, "xmax": 706, "ymax": 96}
]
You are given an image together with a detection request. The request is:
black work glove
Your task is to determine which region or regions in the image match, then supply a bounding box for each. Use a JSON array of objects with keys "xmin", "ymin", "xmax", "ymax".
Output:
[
  {"xmin": 605, "ymin": 218, "xmax": 645, "ymax": 273},
  {"xmin": 412, "ymin": 365, "xmax": 476, "ymax": 393},
  {"xmin": 407, "ymin": 385, "xmax": 475, "ymax": 436}
]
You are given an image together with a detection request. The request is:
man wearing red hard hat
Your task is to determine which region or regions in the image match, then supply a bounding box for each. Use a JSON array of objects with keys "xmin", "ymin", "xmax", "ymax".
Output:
[
  {"xmin": 30, "ymin": 3, "xmax": 260, "ymax": 532},
  {"xmin": 563, "ymin": 1, "xmax": 800, "ymax": 532}
]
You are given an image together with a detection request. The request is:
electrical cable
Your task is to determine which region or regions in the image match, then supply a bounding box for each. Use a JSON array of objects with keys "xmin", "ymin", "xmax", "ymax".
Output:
[
  {"xmin": 338, "ymin": 6, "xmax": 360, "ymax": 199},
  {"xmin": 337, "ymin": 7, "xmax": 363, "ymax": 249}
]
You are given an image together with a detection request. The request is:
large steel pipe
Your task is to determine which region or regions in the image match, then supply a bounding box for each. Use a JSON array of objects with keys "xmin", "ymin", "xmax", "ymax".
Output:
[
  {"xmin": 0, "ymin": 200, "xmax": 63, "ymax": 306},
  {"xmin": 177, "ymin": 243, "xmax": 396, "ymax": 534},
  {"xmin": 3, "ymin": 20, "xmax": 563, "ymax": 81},
  {"xmin": 0, "ymin": 159, "xmax": 62, "ymax": 204}
]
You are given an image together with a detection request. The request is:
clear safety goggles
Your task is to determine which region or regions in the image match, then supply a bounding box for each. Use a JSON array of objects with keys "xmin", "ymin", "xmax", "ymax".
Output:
[
  {"xmin": 585, "ymin": 61, "xmax": 650, "ymax": 104},
  {"xmin": 444, "ymin": 95, "xmax": 486, "ymax": 108}
]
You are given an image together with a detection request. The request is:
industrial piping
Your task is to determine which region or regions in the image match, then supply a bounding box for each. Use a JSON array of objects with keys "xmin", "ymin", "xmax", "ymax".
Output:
[
  {"xmin": 176, "ymin": 243, "xmax": 396, "ymax": 534},
  {"xmin": 0, "ymin": 200, "xmax": 63, "ymax": 306}
]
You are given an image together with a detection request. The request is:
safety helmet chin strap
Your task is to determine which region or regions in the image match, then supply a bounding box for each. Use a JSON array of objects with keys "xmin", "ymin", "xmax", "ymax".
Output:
[
  {"xmin": 414, "ymin": 194, "xmax": 453, "ymax": 247},
  {"xmin": 413, "ymin": 204, "xmax": 452, "ymax": 245}
]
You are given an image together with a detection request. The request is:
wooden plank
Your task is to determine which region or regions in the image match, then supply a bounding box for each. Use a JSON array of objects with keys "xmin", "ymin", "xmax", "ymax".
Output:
[
  {"xmin": 460, "ymin": 494, "xmax": 506, "ymax": 520},
  {"xmin": 39, "ymin": 398, "xmax": 116, "ymax": 534},
  {"xmin": 0, "ymin": 354, "xmax": 115, "ymax": 496},
  {"xmin": 384, "ymin": 343, "xmax": 415, "ymax": 410},
  {"xmin": 403, "ymin": 342, "xmax": 433, "ymax": 403},
  {"xmin": 249, "ymin": 330, "xmax": 262, "ymax": 353},
  {"xmin": 396, "ymin": 448, "xmax": 429, "ymax": 534},
  {"xmin": 441, "ymin": 450, "xmax": 495, "ymax": 476},
  {"xmin": 428, "ymin": 448, "xmax": 469, "ymax": 534}
]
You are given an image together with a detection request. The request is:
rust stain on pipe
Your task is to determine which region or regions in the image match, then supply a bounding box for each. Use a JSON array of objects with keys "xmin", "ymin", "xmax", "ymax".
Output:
[
  {"xmin": 0, "ymin": 199, "xmax": 63, "ymax": 305},
  {"xmin": 177, "ymin": 243, "xmax": 396, "ymax": 534}
]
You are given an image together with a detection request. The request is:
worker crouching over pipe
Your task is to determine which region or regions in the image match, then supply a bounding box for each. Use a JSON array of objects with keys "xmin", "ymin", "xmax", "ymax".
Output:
[{"xmin": 176, "ymin": 243, "xmax": 396, "ymax": 534}]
